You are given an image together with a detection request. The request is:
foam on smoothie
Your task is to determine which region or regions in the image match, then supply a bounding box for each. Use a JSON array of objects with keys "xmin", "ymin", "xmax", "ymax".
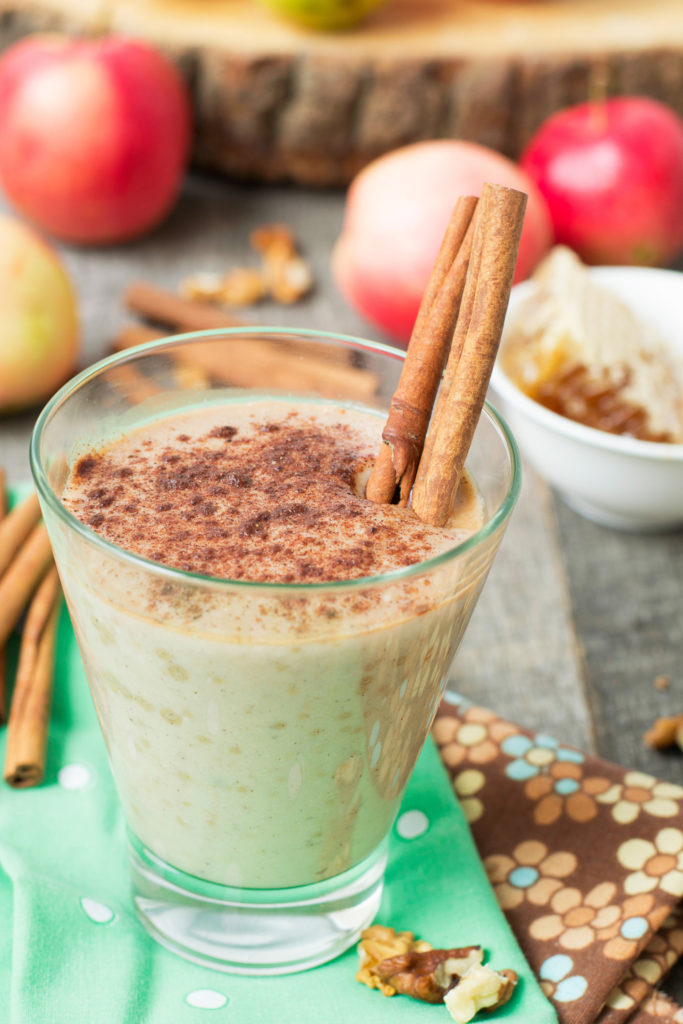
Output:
[{"xmin": 63, "ymin": 399, "xmax": 483, "ymax": 583}]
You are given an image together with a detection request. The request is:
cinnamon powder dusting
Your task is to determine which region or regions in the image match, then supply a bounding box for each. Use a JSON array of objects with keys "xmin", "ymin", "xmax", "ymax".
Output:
[{"xmin": 63, "ymin": 403, "xmax": 478, "ymax": 583}]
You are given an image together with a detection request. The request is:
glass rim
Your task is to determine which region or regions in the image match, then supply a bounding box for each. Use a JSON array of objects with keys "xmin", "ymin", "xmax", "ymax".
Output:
[{"xmin": 30, "ymin": 326, "xmax": 522, "ymax": 592}]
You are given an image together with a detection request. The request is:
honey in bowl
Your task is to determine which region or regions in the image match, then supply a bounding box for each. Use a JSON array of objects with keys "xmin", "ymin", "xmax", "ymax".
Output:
[{"xmin": 502, "ymin": 246, "xmax": 683, "ymax": 443}]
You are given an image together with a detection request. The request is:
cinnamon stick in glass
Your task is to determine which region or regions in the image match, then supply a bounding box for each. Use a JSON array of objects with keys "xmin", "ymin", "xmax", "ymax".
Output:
[
  {"xmin": 4, "ymin": 569, "xmax": 61, "ymax": 788},
  {"xmin": 412, "ymin": 183, "xmax": 527, "ymax": 527},
  {"xmin": 365, "ymin": 195, "xmax": 478, "ymax": 506}
]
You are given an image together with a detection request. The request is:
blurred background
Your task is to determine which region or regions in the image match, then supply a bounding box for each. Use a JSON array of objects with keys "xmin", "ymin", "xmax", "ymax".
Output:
[{"xmin": 1, "ymin": 0, "xmax": 682, "ymax": 453}]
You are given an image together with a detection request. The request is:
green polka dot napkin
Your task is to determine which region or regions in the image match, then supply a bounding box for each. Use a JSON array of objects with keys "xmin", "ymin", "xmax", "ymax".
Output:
[
  {"xmin": 8, "ymin": 498, "xmax": 682, "ymax": 1024},
  {"xmin": 0, "ymin": 559, "xmax": 553, "ymax": 1023},
  {"xmin": 434, "ymin": 696, "xmax": 683, "ymax": 1024}
]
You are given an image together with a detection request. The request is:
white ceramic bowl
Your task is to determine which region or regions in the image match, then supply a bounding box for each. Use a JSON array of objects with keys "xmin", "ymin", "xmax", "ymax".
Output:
[{"xmin": 491, "ymin": 266, "xmax": 683, "ymax": 531}]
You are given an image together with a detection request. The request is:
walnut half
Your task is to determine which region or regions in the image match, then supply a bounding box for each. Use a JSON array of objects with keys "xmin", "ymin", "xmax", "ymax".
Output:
[
  {"xmin": 444, "ymin": 965, "xmax": 518, "ymax": 1023},
  {"xmin": 356, "ymin": 925, "xmax": 433, "ymax": 996},
  {"xmin": 644, "ymin": 714, "xmax": 683, "ymax": 750},
  {"xmin": 373, "ymin": 946, "xmax": 485, "ymax": 1003}
]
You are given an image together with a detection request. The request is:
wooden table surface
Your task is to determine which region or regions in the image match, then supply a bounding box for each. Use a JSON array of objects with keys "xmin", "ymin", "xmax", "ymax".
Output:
[{"xmin": 1, "ymin": 173, "xmax": 682, "ymax": 1002}]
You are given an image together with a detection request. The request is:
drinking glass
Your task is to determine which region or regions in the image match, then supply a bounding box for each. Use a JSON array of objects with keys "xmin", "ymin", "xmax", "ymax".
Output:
[{"xmin": 31, "ymin": 328, "xmax": 520, "ymax": 974}]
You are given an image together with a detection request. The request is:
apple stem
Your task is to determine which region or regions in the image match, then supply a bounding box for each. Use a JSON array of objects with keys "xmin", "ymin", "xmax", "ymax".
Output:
[{"xmin": 587, "ymin": 64, "xmax": 609, "ymax": 132}]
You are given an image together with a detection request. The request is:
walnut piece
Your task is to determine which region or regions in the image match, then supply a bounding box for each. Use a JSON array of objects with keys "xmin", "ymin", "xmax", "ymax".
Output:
[
  {"xmin": 356, "ymin": 925, "xmax": 432, "ymax": 996},
  {"xmin": 251, "ymin": 222, "xmax": 313, "ymax": 304},
  {"xmin": 373, "ymin": 946, "xmax": 484, "ymax": 1003},
  {"xmin": 644, "ymin": 714, "xmax": 683, "ymax": 749},
  {"xmin": 268, "ymin": 255, "xmax": 314, "ymax": 304},
  {"xmin": 250, "ymin": 223, "xmax": 296, "ymax": 258},
  {"xmin": 219, "ymin": 268, "xmax": 266, "ymax": 307},
  {"xmin": 179, "ymin": 271, "xmax": 225, "ymax": 303},
  {"xmin": 444, "ymin": 965, "xmax": 518, "ymax": 1023},
  {"xmin": 179, "ymin": 223, "xmax": 313, "ymax": 310}
]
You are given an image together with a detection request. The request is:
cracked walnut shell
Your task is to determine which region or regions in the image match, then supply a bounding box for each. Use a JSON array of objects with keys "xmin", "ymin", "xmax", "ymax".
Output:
[
  {"xmin": 373, "ymin": 946, "xmax": 485, "ymax": 1003},
  {"xmin": 356, "ymin": 925, "xmax": 432, "ymax": 996},
  {"xmin": 444, "ymin": 965, "xmax": 518, "ymax": 1023}
]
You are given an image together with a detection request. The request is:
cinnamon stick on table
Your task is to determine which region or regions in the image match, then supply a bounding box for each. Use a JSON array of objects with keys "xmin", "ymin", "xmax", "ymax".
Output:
[
  {"xmin": 124, "ymin": 282, "xmax": 353, "ymax": 367},
  {"xmin": 4, "ymin": 567, "xmax": 61, "ymax": 788},
  {"xmin": 0, "ymin": 523, "xmax": 54, "ymax": 649},
  {"xmin": 412, "ymin": 183, "xmax": 527, "ymax": 526},
  {"xmin": 109, "ymin": 331, "xmax": 212, "ymax": 396},
  {"xmin": 0, "ymin": 491, "xmax": 42, "ymax": 577},
  {"xmin": 366, "ymin": 195, "xmax": 478, "ymax": 506},
  {"xmin": 112, "ymin": 324, "xmax": 165, "ymax": 353},
  {"xmin": 106, "ymin": 363, "xmax": 164, "ymax": 406},
  {"xmin": 126, "ymin": 281, "xmax": 243, "ymax": 332},
  {"xmin": 0, "ymin": 470, "xmax": 6, "ymax": 723},
  {"xmin": 115, "ymin": 294, "xmax": 380, "ymax": 403}
]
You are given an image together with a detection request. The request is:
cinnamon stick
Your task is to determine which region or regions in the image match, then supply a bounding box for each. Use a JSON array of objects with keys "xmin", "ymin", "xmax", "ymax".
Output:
[
  {"xmin": 114, "ymin": 312, "xmax": 379, "ymax": 403},
  {"xmin": 0, "ymin": 470, "xmax": 6, "ymax": 724},
  {"xmin": 126, "ymin": 281, "xmax": 244, "ymax": 332},
  {"xmin": 177, "ymin": 337, "xmax": 379, "ymax": 401},
  {"xmin": 0, "ymin": 524, "xmax": 54, "ymax": 649},
  {"xmin": 171, "ymin": 362, "xmax": 212, "ymax": 391},
  {"xmin": 366, "ymin": 195, "xmax": 478, "ymax": 505},
  {"xmin": 4, "ymin": 571, "xmax": 61, "ymax": 788},
  {"xmin": 106, "ymin": 363, "xmax": 164, "ymax": 405},
  {"xmin": 0, "ymin": 491, "xmax": 42, "ymax": 578},
  {"xmin": 112, "ymin": 324, "xmax": 165, "ymax": 352},
  {"xmin": 123, "ymin": 283, "xmax": 351, "ymax": 367},
  {"xmin": 10, "ymin": 567, "xmax": 60, "ymax": 689},
  {"xmin": 112, "ymin": 328, "xmax": 215, "ymax": 392},
  {"xmin": 412, "ymin": 183, "xmax": 527, "ymax": 527}
]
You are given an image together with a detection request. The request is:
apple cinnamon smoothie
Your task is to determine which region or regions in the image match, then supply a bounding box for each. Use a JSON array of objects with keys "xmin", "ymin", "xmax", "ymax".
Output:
[{"xmin": 59, "ymin": 397, "xmax": 485, "ymax": 888}]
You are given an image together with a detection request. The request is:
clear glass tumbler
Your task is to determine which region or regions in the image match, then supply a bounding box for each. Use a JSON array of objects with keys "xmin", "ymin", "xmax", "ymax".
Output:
[{"xmin": 31, "ymin": 328, "xmax": 520, "ymax": 975}]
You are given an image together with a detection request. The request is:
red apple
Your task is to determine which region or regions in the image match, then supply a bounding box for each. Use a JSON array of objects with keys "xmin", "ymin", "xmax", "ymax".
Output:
[
  {"xmin": 332, "ymin": 140, "xmax": 553, "ymax": 344},
  {"xmin": 520, "ymin": 97, "xmax": 683, "ymax": 266},
  {"xmin": 0, "ymin": 35, "xmax": 192, "ymax": 244}
]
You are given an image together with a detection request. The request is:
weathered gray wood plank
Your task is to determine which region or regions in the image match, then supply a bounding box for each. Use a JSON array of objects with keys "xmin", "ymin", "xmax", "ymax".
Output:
[
  {"xmin": 451, "ymin": 462, "xmax": 595, "ymax": 751},
  {"xmin": 553, "ymin": 494, "xmax": 683, "ymax": 783}
]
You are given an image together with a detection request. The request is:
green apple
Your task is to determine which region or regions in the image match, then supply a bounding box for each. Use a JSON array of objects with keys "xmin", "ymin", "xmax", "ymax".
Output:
[
  {"xmin": 259, "ymin": 0, "xmax": 388, "ymax": 29},
  {"xmin": 0, "ymin": 215, "xmax": 79, "ymax": 412}
]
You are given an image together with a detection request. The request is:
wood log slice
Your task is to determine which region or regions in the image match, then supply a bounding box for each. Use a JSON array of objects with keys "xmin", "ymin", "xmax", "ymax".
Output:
[{"xmin": 1, "ymin": 0, "xmax": 682, "ymax": 186}]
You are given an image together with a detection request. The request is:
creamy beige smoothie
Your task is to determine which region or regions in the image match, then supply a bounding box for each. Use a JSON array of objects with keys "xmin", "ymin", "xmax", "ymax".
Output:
[{"xmin": 58, "ymin": 398, "xmax": 485, "ymax": 889}]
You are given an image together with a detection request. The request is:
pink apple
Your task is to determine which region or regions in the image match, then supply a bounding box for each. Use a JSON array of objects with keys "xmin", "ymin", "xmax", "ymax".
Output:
[
  {"xmin": 520, "ymin": 97, "xmax": 683, "ymax": 266},
  {"xmin": 0, "ymin": 214, "xmax": 79, "ymax": 411},
  {"xmin": 0, "ymin": 35, "xmax": 192, "ymax": 244},
  {"xmin": 332, "ymin": 140, "xmax": 553, "ymax": 344}
]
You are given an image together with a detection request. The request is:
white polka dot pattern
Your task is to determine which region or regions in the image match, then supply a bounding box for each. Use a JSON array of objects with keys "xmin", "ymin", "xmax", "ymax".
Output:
[
  {"xmin": 185, "ymin": 990, "xmax": 228, "ymax": 1009},
  {"xmin": 58, "ymin": 764, "xmax": 92, "ymax": 790},
  {"xmin": 396, "ymin": 809, "xmax": 429, "ymax": 839},
  {"xmin": 80, "ymin": 897, "xmax": 114, "ymax": 924}
]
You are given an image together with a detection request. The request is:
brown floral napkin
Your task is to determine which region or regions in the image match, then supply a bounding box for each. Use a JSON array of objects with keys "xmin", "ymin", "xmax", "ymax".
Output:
[{"xmin": 433, "ymin": 694, "xmax": 683, "ymax": 1024}]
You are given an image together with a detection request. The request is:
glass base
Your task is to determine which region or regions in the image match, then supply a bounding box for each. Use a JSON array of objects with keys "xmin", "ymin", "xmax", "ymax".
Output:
[{"xmin": 128, "ymin": 835, "xmax": 387, "ymax": 975}]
